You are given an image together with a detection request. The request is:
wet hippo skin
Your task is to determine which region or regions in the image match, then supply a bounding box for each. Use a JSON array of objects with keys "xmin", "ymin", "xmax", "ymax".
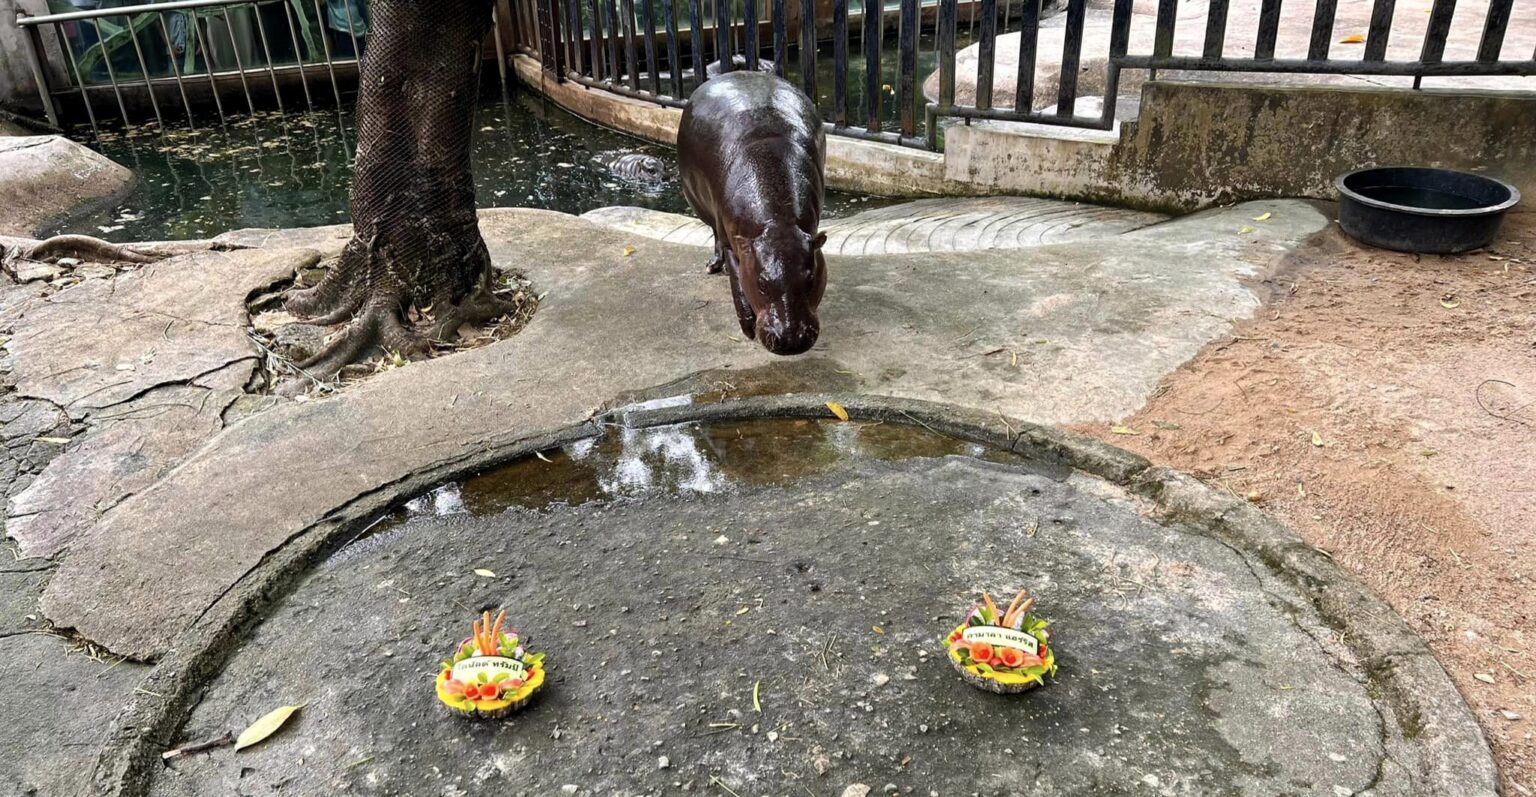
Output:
[{"xmin": 678, "ymin": 71, "xmax": 827, "ymax": 356}]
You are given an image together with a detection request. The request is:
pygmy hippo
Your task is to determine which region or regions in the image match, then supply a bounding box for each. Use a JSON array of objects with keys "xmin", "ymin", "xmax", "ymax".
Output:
[{"xmin": 678, "ymin": 71, "xmax": 827, "ymax": 356}]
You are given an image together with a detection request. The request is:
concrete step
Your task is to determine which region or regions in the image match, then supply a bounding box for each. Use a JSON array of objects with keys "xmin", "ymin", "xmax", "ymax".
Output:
[{"xmin": 581, "ymin": 196, "xmax": 1166, "ymax": 256}]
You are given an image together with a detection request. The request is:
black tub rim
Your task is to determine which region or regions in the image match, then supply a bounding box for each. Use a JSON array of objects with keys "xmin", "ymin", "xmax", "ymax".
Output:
[{"xmin": 1335, "ymin": 165, "xmax": 1522, "ymax": 219}]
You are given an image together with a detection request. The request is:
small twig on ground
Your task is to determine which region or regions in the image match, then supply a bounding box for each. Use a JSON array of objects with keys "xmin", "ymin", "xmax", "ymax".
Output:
[
  {"xmin": 1475, "ymin": 379, "xmax": 1533, "ymax": 427},
  {"xmin": 160, "ymin": 732, "xmax": 235, "ymax": 760}
]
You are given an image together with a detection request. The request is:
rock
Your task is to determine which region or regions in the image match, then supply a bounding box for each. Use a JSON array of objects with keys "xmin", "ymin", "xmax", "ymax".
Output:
[
  {"xmin": 841, "ymin": 785, "xmax": 871, "ymax": 797},
  {"xmin": 871, "ymin": 672, "xmax": 890, "ymax": 687},
  {"xmin": 656, "ymin": 755, "xmax": 670, "ymax": 769},
  {"xmin": 560, "ymin": 785, "xmax": 579, "ymax": 795},
  {"xmin": 0, "ymin": 136, "xmax": 133, "ymax": 237}
]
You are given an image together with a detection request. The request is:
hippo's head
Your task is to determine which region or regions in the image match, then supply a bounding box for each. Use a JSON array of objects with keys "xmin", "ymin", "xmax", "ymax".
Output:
[{"xmin": 728, "ymin": 225, "xmax": 827, "ymax": 356}]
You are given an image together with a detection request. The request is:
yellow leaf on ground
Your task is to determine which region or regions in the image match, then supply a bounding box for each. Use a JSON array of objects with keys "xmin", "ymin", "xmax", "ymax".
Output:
[
  {"xmin": 1252, "ymin": 212, "xmax": 1272, "ymax": 221},
  {"xmin": 1440, "ymin": 296, "xmax": 1460, "ymax": 309},
  {"xmin": 826, "ymin": 401, "xmax": 850, "ymax": 421},
  {"xmin": 752, "ymin": 680, "xmax": 762, "ymax": 712},
  {"xmin": 1238, "ymin": 226, "xmax": 1256, "ymax": 234},
  {"xmin": 872, "ymin": 625, "xmax": 885, "ymax": 635},
  {"xmin": 621, "ymin": 245, "xmax": 636, "ymax": 257},
  {"xmin": 1338, "ymin": 33, "xmax": 1365, "ymax": 43},
  {"xmin": 1110, "ymin": 425, "xmax": 1139, "ymax": 436},
  {"xmin": 33, "ymin": 436, "xmax": 71, "ymax": 444},
  {"xmin": 1311, "ymin": 430, "xmax": 1325, "ymax": 447},
  {"xmin": 474, "ymin": 568, "xmax": 496, "ymax": 578},
  {"xmin": 735, "ymin": 606, "xmax": 751, "ymax": 616},
  {"xmin": 235, "ymin": 704, "xmax": 304, "ymax": 752}
]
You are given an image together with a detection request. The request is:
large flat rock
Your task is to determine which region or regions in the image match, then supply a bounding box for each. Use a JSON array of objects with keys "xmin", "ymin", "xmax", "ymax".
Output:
[
  {"xmin": 149, "ymin": 437, "xmax": 1411, "ymax": 795},
  {"xmin": 0, "ymin": 135, "xmax": 133, "ymax": 237},
  {"xmin": 41, "ymin": 202, "xmax": 1327, "ymax": 661}
]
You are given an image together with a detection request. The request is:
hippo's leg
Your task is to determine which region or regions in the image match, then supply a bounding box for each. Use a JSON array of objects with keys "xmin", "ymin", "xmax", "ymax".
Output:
[
  {"xmin": 724, "ymin": 253, "xmax": 756, "ymax": 338},
  {"xmin": 706, "ymin": 232, "xmax": 727, "ymax": 275}
]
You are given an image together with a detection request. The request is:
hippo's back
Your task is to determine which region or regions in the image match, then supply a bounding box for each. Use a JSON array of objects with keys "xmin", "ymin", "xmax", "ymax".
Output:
[{"xmin": 681, "ymin": 71, "xmax": 822, "ymax": 147}]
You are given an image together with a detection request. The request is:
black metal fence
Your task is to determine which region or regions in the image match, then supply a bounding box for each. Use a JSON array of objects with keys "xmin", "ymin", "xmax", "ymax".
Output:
[
  {"xmin": 17, "ymin": 0, "xmax": 1536, "ymax": 146},
  {"xmin": 515, "ymin": 0, "xmax": 1536, "ymax": 147}
]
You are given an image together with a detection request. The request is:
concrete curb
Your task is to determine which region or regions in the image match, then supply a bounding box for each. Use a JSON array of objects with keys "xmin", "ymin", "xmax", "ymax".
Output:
[{"xmin": 89, "ymin": 393, "xmax": 1496, "ymax": 796}]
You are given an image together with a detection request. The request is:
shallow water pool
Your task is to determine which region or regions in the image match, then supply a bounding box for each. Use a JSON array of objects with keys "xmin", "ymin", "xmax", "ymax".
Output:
[{"xmin": 47, "ymin": 88, "xmax": 895, "ymax": 243}]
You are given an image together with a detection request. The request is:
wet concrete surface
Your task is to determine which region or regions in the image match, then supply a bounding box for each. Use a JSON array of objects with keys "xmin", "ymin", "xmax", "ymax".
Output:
[{"xmin": 152, "ymin": 420, "xmax": 1410, "ymax": 797}]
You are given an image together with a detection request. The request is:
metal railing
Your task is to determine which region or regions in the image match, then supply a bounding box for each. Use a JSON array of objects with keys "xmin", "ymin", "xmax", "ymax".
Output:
[
  {"xmin": 15, "ymin": 0, "xmax": 513, "ymax": 132},
  {"xmin": 516, "ymin": 0, "xmax": 1536, "ymax": 147}
]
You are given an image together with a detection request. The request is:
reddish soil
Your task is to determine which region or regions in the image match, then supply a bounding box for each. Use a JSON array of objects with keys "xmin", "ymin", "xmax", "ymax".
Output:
[{"xmin": 1079, "ymin": 212, "xmax": 1536, "ymax": 793}]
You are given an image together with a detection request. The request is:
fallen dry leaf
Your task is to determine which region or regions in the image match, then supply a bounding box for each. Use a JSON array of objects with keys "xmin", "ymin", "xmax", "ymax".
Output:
[
  {"xmin": 1238, "ymin": 225, "xmax": 1256, "ymax": 234},
  {"xmin": 1338, "ymin": 33, "xmax": 1365, "ymax": 43},
  {"xmin": 473, "ymin": 568, "xmax": 496, "ymax": 578},
  {"xmin": 1474, "ymin": 673, "xmax": 1496, "ymax": 684},
  {"xmin": 234, "ymin": 704, "xmax": 304, "ymax": 752},
  {"xmin": 1252, "ymin": 211, "xmax": 1272, "ymax": 221},
  {"xmin": 826, "ymin": 401, "xmax": 850, "ymax": 422},
  {"xmin": 621, "ymin": 245, "xmax": 636, "ymax": 257},
  {"xmin": 1440, "ymin": 295, "xmax": 1460, "ymax": 309},
  {"xmin": 33, "ymin": 436, "xmax": 71, "ymax": 444},
  {"xmin": 1110, "ymin": 425, "xmax": 1139, "ymax": 436},
  {"xmin": 1311, "ymin": 430, "xmax": 1325, "ymax": 447}
]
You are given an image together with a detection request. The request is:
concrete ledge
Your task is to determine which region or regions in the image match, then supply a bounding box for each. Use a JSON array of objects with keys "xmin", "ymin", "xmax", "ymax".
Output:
[
  {"xmin": 0, "ymin": 134, "xmax": 133, "ymax": 236},
  {"xmin": 90, "ymin": 393, "xmax": 1494, "ymax": 796}
]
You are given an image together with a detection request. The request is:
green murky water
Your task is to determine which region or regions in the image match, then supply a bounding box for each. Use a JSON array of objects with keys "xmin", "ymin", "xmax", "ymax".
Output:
[{"xmin": 45, "ymin": 88, "xmax": 896, "ymax": 243}]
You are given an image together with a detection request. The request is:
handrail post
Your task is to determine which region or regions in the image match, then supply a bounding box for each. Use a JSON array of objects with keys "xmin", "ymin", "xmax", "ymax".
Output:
[{"xmin": 17, "ymin": 14, "xmax": 62, "ymax": 128}]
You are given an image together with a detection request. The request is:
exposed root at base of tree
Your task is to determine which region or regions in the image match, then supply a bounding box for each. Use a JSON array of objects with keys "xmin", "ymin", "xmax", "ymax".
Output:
[{"xmin": 13, "ymin": 234, "xmax": 157, "ymax": 265}]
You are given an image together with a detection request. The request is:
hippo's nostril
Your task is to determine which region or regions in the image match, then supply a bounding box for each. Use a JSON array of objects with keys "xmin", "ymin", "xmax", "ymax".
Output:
[{"xmin": 757, "ymin": 320, "xmax": 819, "ymax": 356}]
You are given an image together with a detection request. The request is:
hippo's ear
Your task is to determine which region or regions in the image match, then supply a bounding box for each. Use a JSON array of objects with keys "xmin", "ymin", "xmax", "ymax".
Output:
[{"xmin": 810, "ymin": 231, "xmax": 827, "ymax": 251}]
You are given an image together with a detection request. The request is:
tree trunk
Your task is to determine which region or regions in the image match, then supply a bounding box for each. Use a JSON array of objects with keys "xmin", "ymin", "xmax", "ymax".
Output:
[{"xmin": 285, "ymin": 0, "xmax": 509, "ymax": 376}]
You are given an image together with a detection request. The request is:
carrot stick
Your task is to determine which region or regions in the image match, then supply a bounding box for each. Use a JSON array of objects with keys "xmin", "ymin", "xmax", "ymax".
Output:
[
  {"xmin": 492, "ymin": 610, "xmax": 507, "ymax": 650},
  {"xmin": 1002, "ymin": 590, "xmax": 1029, "ymax": 627}
]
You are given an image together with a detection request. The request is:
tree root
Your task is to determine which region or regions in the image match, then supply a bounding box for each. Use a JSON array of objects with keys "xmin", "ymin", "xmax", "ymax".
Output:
[
  {"xmin": 19, "ymin": 234, "xmax": 157, "ymax": 265},
  {"xmin": 429, "ymin": 284, "xmax": 519, "ymax": 342},
  {"xmin": 298, "ymin": 303, "xmax": 428, "ymax": 380}
]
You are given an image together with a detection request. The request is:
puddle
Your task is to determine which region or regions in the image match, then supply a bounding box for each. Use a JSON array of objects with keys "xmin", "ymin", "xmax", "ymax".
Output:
[{"xmin": 365, "ymin": 416, "xmax": 1041, "ymax": 539}]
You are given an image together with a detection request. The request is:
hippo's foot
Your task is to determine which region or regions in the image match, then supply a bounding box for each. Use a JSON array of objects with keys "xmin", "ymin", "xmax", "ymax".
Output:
[{"xmin": 706, "ymin": 254, "xmax": 724, "ymax": 275}]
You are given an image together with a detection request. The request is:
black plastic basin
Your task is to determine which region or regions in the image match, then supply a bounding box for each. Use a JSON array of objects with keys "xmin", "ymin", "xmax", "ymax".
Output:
[{"xmin": 1336, "ymin": 166, "xmax": 1520, "ymax": 254}]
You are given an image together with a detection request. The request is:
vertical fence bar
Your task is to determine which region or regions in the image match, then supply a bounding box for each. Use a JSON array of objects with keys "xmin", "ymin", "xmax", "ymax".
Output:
[
  {"xmin": 56, "ymin": 23, "xmax": 101, "ymax": 131},
  {"xmin": 1477, "ymin": 0, "xmax": 1512, "ymax": 62},
  {"xmin": 665, "ymin": 0, "xmax": 682, "ymax": 95},
  {"xmin": 605, "ymin": 0, "xmax": 622, "ymax": 80},
  {"xmin": 1057, "ymin": 0, "xmax": 1085, "ymax": 116},
  {"xmin": 1153, "ymin": 0, "xmax": 1176, "ymax": 57},
  {"xmin": 897, "ymin": 0, "xmax": 916, "ymax": 137},
  {"xmin": 1420, "ymin": 0, "xmax": 1456, "ymax": 63},
  {"xmin": 1255, "ymin": 0, "xmax": 1282, "ymax": 60},
  {"xmin": 688, "ymin": 0, "xmax": 704, "ymax": 81},
  {"xmin": 742, "ymin": 0, "xmax": 757, "ymax": 69},
  {"xmin": 714, "ymin": 0, "xmax": 730, "ymax": 71},
  {"xmin": 640, "ymin": 0, "xmax": 660, "ymax": 93},
  {"xmin": 798, "ymin": 0, "xmax": 815, "ymax": 96},
  {"xmin": 252, "ymin": 7, "xmax": 286, "ymax": 113},
  {"xmin": 1012, "ymin": 0, "xmax": 1036, "ymax": 110},
  {"xmin": 122, "ymin": 13, "xmax": 166, "ymax": 127},
  {"xmin": 310, "ymin": 0, "xmax": 346, "ymax": 107},
  {"xmin": 92, "ymin": 19, "xmax": 134, "ymax": 127},
  {"xmin": 862, "ymin": 0, "xmax": 880, "ymax": 130},
  {"xmin": 771, "ymin": 0, "xmax": 785, "ymax": 76},
  {"xmin": 568, "ymin": 0, "xmax": 584, "ymax": 79},
  {"xmin": 220, "ymin": 7, "xmax": 258, "ymax": 114},
  {"xmin": 621, "ymin": 0, "xmax": 638, "ymax": 88},
  {"xmin": 189, "ymin": 14, "xmax": 229, "ymax": 122},
  {"xmin": 492, "ymin": 2, "xmax": 511, "ymax": 87},
  {"xmin": 589, "ymin": 0, "xmax": 605, "ymax": 79},
  {"xmin": 832, "ymin": 0, "xmax": 847, "ymax": 125},
  {"xmin": 282, "ymin": 1, "xmax": 315, "ymax": 111},
  {"xmin": 155, "ymin": 13, "xmax": 197, "ymax": 125},
  {"xmin": 1307, "ymin": 0, "xmax": 1338, "ymax": 60},
  {"xmin": 1101, "ymin": 0, "xmax": 1131, "ymax": 126},
  {"xmin": 540, "ymin": 0, "xmax": 569, "ymax": 78},
  {"xmin": 1202, "ymin": 0, "xmax": 1228, "ymax": 58},
  {"xmin": 938, "ymin": 0, "xmax": 955, "ymax": 108},
  {"xmin": 974, "ymin": 0, "xmax": 994, "ymax": 109},
  {"xmin": 18, "ymin": 22, "xmax": 60, "ymax": 128},
  {"xmin": 343, "ymin": 2, "xmax": 361, "ymax": 62},
  {"xmin": 1363, "ymin": 0, "xmax": 1394, "ymax": 61}
]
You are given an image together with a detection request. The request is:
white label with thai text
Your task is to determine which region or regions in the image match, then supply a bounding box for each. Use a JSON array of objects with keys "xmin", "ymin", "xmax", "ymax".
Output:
[
  {"xmin": 451, "ymin": 655, "xmax": 527, "ymax": 682},
  {"xmin": 961, "ymin": 626, "xmax": 1039, "ymax": 655}
]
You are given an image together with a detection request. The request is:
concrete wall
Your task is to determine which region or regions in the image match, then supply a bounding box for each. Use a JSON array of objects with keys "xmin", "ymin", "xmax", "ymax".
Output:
[
  {"xmin": 948, "ymin": 81, "xmax": 1536, "ymax": 212},
  {"xmin": 0, "ymin": 0, "xmax": 56, "ymax": 118},
  {"xmin": 513, "ymin": 56, "xmax": 1536, "ymax": 213}
]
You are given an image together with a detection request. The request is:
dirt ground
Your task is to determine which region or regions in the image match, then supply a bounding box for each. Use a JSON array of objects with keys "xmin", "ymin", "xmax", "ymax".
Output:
[{"xmin": 1079, "ymin": 211, "xmax": 1536, "ymax": 793}]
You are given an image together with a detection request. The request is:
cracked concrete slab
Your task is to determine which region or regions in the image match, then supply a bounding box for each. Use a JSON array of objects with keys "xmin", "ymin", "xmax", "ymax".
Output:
[
  {"xmin": 3, "ymin": 247, "xmax": 316, "ymax": 414},
  {"xmin": 40, "ymin": 201, "xmax": 1326, "ymax": 661},
  {"xmin": 150, "ymin": 446, "xmax": 1410, "ymax": 795}
]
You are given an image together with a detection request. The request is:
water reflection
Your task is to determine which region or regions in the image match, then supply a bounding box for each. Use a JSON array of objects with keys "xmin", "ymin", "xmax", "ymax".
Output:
[{"xmin": 384, "ymin": 417, "xmax": 1017, "ymax": 531}]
